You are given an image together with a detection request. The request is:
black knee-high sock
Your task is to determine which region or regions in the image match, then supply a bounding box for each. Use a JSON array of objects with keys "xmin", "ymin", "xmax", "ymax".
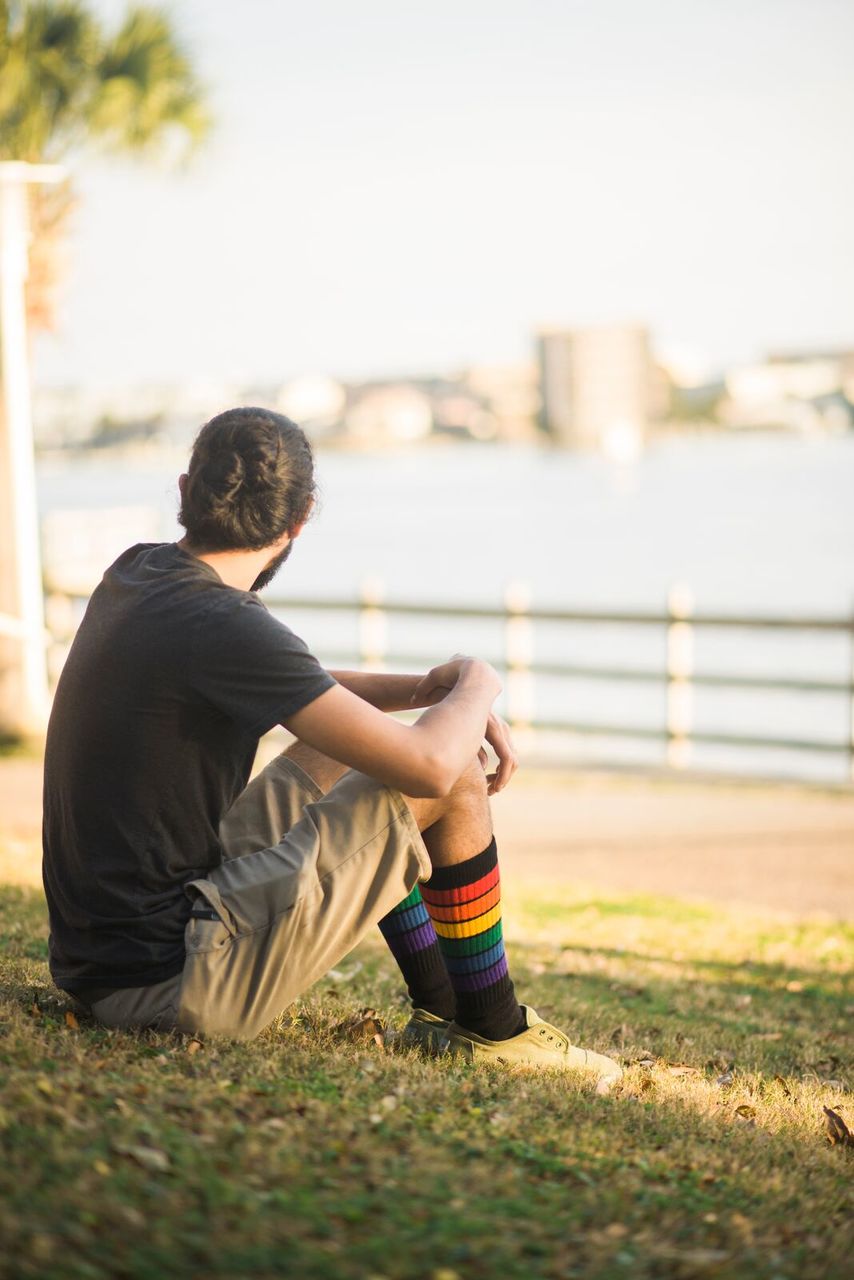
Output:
[
  {"xmin": 377, "ymin": 885, "xmax": 456, "ymax": 1021},
  {"xmin": 420, "ymin": 837, "xmax": 525, "ymax": 1041}
]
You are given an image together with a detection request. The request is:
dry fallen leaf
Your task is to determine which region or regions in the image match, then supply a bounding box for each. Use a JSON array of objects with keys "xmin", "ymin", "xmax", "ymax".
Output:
[
  {"xmin": 113, "ymin": 1141, "xmax": 171, "ymax": 1173},
  {"xmin": 773, "ymin": 1074, "xmax": 791, "ymax": 1097},
  {"xmin": 823, "ymin": 1106, "xmax": 854, "ymax": 1148},
  {"xmin": 734, "ymin": 1104, "xmax": 756, "ymax": 1121},
  {"xmin": 326, "ymin": 962, "xmax": 363, "ymax": 983},
  {"xmin": 602, "ymin": 1223, "xmax": 629, "ymax": 1240},
  {"xmin": 715, "ymin": 1071, "xmax": 735, "ymax": 1089},
  {"xmin": 64, "ymin": 1010, "xmax": 79, "ymax": 1030},
  {"xmin": 333, "ymin": 1008, "xmax": 386, "ymax": 1048},
  {"xmin": 651, "ymin": 1247, "xmax": 729, "ymax": 1271},
  {"xmin": 186, "ymin": 1039, "xmax": 203, "ymax": 1055},
  {"xmin": 666, "ymin": 1064, "xmax": 701, "ymax": 1077}
]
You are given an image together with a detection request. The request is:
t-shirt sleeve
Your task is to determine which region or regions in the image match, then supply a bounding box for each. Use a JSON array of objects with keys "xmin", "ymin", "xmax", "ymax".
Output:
[{"xmin": 189, "ymin": 594, "xmax": 336, "ymax": 735}]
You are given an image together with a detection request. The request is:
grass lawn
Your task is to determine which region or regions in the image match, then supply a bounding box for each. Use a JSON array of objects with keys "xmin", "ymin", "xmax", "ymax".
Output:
[{"xmin": 0, "ymin": 881, "xmax": 851, "ymax": 1280}]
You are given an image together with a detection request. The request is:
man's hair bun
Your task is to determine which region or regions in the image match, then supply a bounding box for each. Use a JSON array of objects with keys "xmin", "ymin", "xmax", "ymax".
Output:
[{"xmin": 179, "ymin": 407, "xmax": 316, "ymax": 552}]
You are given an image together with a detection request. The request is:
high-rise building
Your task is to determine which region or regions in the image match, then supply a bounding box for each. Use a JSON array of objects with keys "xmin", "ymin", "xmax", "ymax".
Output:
[{"xmin": 538, "ymin": 324, "xmax": 652, "ymax": 452}]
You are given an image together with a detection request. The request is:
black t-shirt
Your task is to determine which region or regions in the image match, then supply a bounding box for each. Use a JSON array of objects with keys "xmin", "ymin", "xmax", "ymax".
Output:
[{"xmin": 42, "ymin": 542, "xmax": 336, "ymax": 994}]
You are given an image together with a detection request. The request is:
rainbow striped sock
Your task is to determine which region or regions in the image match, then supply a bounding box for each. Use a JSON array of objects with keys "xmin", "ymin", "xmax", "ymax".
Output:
[
  {"xmin": 420, "ymin": 836, "xmax": 524, "ymax": 1041},
  {"xmin": 378, "ymin": 885, "xmax": 456, "ymax": 1020}
]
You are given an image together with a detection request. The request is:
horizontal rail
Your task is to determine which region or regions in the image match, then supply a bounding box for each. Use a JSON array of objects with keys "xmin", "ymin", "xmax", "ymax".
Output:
[
  {"xmin": 44, "ymin": 585, "xmax": 854, "ymax": 783},
  {"xmin": 272, "ymin": 596, "xmax": 854, "ymax": 633},
  {"xmin": 534, "ymin": 721, "xmax": 845, "ymax": 754},
  {"xmin": 0, "ymin": 611, "xmax": 49, "ymax": 642},
  {"xmin": 55, "ymin": 589, "xmax": 852, "ymax": 635}
]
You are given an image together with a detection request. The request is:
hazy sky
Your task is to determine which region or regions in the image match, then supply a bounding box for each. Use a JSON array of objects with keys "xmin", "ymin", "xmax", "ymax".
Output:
[{"xmin": 34, "ymin": 0, "xmax": 854, "ymax": 388}]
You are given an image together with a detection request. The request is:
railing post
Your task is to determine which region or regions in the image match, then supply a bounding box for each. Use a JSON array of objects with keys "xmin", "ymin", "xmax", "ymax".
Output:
[
  {"xmin": 848, "ymin": 603, "xmax": 854, "ymax": 785},
  {"xmin": 359, "ymin": 577, "xmax": 387, "ymax": 672},
  {"xmin": 666, "ymin": 583, "xmax": 694, "ymax": 769},
  {"xmin": 43, "ymin": 590, "xmax": 75, "ymax": 685},
  {"xmin": 504, "ymin": 580, "xmax": 534, "ymax": 731}
]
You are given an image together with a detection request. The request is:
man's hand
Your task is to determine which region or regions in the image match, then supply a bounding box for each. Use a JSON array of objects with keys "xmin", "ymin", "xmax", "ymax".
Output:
[
  {"xmin": 482, "ymin": 710, "xmax": 518, "ymax": 795},
  {"xmin": 409, "ymin": 653, "xmax": 469, "ymax": 707},
  {"xmin": 410, "ymin": 655, "xmax": 518, "ymax": 795}
]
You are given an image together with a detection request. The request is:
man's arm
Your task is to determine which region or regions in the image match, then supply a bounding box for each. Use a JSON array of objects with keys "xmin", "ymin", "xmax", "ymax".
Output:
[
  {"xmin": 325, "ymin": 666, "xmax": 519, "ymax": 797},
  {"xmin": 283, "ymin": 657, "xmax": 501, "ymax": 798},
  {"xmin": 327, "ymin": 670, "xmax": 424, "ymax": 712}
]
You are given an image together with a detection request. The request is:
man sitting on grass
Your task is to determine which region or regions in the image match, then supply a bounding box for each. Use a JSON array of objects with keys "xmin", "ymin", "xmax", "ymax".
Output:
[{"xmin": 42, "ymin": 407, "xmax": 620, "ymax": 1085}]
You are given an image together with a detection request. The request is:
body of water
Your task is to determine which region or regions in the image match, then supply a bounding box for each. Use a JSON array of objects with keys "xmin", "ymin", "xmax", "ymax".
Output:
[{"xmin": 36, "ymin": 432, "xmax": 854, "ymax": 783}]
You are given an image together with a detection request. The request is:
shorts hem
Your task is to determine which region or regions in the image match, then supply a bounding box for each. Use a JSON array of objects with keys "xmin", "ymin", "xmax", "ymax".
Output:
[
  {"xmin": 383, "ymin": 784, "xmax": 432, "ymax": 881},
  {"xmin": 271, "ymin": 754, "xmax": 325, "ymax": 802}
]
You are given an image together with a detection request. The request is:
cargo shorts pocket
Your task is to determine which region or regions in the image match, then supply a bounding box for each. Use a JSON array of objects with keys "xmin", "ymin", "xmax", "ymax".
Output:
[
  {"xmin": 185, "ymin": 914, "xmax": 236, "ymax": 957},
  {"xmin": 183, "ymin": 878, "xmax": 239, "ymax": 953}
]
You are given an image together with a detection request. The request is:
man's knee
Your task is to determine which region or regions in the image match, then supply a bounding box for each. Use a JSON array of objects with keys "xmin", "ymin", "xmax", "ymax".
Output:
[
  {"xmin": 447, "ymin": 755, "xmax": 490, "ymax": 803},
  {"xmin": 282, "ymin": 739, "xmax": 350, "ymax": 794}
]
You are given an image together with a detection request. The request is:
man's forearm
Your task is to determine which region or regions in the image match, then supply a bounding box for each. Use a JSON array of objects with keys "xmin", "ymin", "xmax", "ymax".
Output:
[{"xmin": 328, "ymin": 670, "xmax": 423, "ymax": 713}]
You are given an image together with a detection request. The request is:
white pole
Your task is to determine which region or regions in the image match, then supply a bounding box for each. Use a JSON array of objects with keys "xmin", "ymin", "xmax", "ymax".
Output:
[
  {"xmin": 665, "ymin": 583, "xmax": 694, "ymax": 769},
  {"xmin": 358, "ymin": 576, "xmax": 387, "ymax": 672},
  {"xmin": 504, "ymin": 580, "xmax": 535, "ymax": 731},
  {"xmin": 0, "ymin": 161, "xmax": 64, "ymax": 736},
  {"xmin": 848, "ymin": 601, "xmax": 854, "ymax": 786}
]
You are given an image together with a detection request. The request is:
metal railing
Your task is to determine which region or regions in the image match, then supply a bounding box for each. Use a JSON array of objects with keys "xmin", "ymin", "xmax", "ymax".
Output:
[{"xmin": 42, "ymin": 581, "xmax": 854, "ymax": 784}]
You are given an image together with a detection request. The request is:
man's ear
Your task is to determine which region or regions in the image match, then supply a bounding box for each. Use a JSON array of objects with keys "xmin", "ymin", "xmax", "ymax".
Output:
[{"xmin": 290, "ymin": 496, "xmax": 314, "ymax": 539}]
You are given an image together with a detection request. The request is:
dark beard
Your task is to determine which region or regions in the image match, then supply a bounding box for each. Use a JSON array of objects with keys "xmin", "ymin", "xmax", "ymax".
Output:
[{"xmin": 250, "ymin": 540, "xmax": 293, "ymax": 592}]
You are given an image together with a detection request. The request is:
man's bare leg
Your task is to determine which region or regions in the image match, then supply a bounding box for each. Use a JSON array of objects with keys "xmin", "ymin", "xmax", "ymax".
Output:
[
  {"xmin": 283, "ymin": 740, "xmax": 523, "ymax": 1037},
  {"xmin": 283, "ymin": 738, "xmax": 491, "ymax": 860},
  {"xmin": 282, "ymin": 741, "xmax": 622, "ymax": 1076}
]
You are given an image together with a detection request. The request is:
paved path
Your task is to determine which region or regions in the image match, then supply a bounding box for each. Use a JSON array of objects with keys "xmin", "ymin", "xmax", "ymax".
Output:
[{"xmin": 2, "ymin": 756, "xmax": 852, "ymax": 918}]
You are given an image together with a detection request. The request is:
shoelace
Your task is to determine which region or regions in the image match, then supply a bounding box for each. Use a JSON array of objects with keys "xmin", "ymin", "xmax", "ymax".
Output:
[{"xmin": 538, "ymin": 1027, "xmax": 568, "ymax": 1049}]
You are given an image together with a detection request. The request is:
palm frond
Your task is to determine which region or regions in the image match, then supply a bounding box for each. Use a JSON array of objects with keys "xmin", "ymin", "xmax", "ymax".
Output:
[
  {"xmin": 0, "ymin": 1, "xmax": 210, "ymax": 162},
  {"xmin": 90, "ymin": 5, "xmax": 211, "ymax": 155}
]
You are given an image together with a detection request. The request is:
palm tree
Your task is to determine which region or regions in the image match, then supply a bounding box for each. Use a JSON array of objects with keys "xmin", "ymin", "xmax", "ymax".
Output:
[{"xmin": 0, "ymin": 0, "xmax": 210, "ymax": 324}]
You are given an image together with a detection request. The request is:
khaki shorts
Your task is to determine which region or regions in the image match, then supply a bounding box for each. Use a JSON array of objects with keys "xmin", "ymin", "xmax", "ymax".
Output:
[{"xmin": 88, "ymin": 756, "xmax": 431, "ymax": 1039}]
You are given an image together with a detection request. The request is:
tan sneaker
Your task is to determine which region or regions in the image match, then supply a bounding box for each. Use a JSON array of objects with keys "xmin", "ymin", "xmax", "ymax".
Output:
[
  {"xmin": 390, "ymin": 1008, "xmax": 451, "ymax": 1055},
  {"xmin": 445, "ymin": 1006, "xmax": 622, "ymax": 1089}
]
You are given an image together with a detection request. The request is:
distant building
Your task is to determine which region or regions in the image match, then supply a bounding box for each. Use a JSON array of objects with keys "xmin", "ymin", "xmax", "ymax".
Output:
[
  {"xmin": 344, "ymin": 384, "xmax": 433, "ymax": 446},
  {"xmin": 537, "ymin": 325, "xmax": 653, "ymax": 453},
  {"xmin": 766, "ymin": 349, "xmax": 854, "ymax": 401},
  {"xmin": 276, "ymin": 375, "xmax": 346, "ymax": 438},
  {"xmin": 464, "ymin": 362, "xmax": 540, "ymax": 442},
  {"xmin": 722, "ymin": 350, "xmax": 854, "ymax": 434},
  {"xmin": 32, "ymin": 379, "xmax": 242, "ymax": 450}
]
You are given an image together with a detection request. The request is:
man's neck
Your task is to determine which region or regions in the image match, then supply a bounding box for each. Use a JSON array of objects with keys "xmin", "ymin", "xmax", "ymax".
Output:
[{"xmin": 176, "ymin": 536, "xmax": 285, "ymax": 593}]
